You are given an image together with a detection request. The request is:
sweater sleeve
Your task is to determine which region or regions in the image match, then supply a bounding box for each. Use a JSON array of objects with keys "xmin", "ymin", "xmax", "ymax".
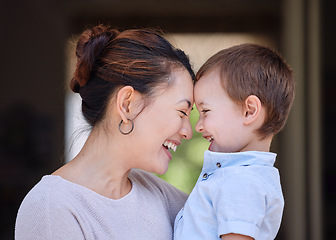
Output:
[{"xmin": 15, "ymin": 182, "xmax": 85, "ymax": 240}]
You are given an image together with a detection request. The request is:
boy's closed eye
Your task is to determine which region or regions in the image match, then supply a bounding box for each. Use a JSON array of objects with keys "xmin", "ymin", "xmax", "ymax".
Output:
[{"xmin": 200, "ymin": 109, "xmax": 210, "ymax": 114}]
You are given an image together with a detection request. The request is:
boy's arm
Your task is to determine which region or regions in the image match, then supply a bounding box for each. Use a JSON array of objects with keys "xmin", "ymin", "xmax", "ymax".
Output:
[{"xmin": 221, "ymin": 233, "xmax": 254, "ymax": 240}]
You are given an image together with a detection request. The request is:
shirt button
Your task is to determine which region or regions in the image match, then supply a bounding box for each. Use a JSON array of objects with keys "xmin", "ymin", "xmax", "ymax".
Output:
[
  {"xmin": 203, "ymin": 173, "xmax": 208, "ymax": 179},
  {"xmin": 216, "ymin": 162, "xmax": 221, "ymax": 168}
]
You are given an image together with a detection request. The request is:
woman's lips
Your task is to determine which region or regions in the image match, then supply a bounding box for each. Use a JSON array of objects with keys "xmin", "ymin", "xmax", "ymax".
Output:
[{"xmin": 162, "ymin": 145, "xmax": 172, "ymax": 159}]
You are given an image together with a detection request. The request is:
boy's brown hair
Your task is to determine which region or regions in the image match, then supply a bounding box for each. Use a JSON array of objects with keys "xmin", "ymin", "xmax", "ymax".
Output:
[{"xmin": 196, "ymin": 43, "xmax": 295, "ymax": 138}]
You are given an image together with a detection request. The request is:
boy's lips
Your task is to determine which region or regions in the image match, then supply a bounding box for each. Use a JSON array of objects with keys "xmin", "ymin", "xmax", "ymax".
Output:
[
  {"xmin": 208, "ymin": 141, "xmax": 214, "ymax": 151},
  {"xmin": 203, "ymin": 135, "xmax": 214, "ymax": 150},
  {"xmin": 204, "ymin": 136, "xmax": 214, "ymax": 142}
]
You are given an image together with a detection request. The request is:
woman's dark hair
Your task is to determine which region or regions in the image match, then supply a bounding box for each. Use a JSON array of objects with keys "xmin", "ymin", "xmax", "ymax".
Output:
[{"xmin": 70, "ymin": 25, "xmax": 195, "ymax": 126}]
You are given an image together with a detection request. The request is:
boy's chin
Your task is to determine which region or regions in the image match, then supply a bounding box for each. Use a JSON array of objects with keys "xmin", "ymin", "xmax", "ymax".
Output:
[{"xmin": 209, "ymin": 144, "xmax": 239, "ymax": 153}]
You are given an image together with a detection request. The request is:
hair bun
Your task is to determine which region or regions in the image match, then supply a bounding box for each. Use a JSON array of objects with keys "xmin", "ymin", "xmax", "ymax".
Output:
[
  {"xmin": 70, "ymin": 78, "xmax": 81, "ymax": 93},
  {"xmin": 71, "ymin": 25, "xmax": 120, "ymax": 93}
]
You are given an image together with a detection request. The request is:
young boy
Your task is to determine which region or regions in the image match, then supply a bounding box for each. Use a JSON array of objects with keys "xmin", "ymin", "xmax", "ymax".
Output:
[{"xmin": 174, "ymin": 44, "xmax": 295, "ymax": 240}]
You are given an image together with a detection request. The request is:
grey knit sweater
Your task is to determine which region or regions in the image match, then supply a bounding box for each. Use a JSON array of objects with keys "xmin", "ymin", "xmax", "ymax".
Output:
[{"xmin": 15, "ymin": 169, "xmax": 187, "ymax": 240}]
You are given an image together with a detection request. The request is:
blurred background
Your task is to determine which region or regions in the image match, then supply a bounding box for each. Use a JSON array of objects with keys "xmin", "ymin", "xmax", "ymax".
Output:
[{"xmin": 0, "ymin": 0, "xmax": 334, "ymax": 239}]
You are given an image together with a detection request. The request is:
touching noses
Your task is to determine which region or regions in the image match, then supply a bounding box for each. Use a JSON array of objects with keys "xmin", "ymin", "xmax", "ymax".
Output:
[{"xmin": 179, "ymin": 118, "xmax": 193, "ymax": 139}]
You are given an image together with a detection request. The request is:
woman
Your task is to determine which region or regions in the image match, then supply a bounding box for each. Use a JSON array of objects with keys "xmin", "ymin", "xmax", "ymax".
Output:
[{"xmin": 15, "ymin": 25, "xmax": 195, "ymax": 239}]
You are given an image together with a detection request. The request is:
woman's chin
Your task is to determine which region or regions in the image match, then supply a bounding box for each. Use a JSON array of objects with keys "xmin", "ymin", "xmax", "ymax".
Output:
[{"xmin": 152, "ymin": 164, "xmax": 169, "ymax": 175}]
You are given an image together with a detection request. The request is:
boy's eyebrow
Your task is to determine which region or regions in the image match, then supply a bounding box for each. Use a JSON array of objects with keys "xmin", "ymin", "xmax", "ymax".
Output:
[
  {"xmin": 196, "ymin": 102, "xmax": 207, "ymax": 107},
  {"xmin": 177, "ymin": 99, "xmax": 192, "ymax": 108}
]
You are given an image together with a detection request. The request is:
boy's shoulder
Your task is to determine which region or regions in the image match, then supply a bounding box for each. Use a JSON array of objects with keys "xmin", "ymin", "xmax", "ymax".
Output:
[{"xmin": 209, "ymin": 164, "xmax": 283, "ymax": 200}]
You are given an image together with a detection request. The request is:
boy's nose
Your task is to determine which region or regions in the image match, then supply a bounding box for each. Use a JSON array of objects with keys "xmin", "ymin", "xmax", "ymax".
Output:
[{"xmin": 195, "ymin": 119, "xmax": 203, "ymax": 133}]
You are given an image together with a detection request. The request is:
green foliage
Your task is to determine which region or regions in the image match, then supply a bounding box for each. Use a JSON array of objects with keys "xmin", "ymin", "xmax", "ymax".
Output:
[{"xmin": 158, "ymin": 105, "xmax": 209, "ymax": 194}]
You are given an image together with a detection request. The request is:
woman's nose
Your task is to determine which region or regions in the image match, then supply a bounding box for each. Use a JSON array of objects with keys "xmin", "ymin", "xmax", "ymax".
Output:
[{"xmin": 180, "ymin": 119, "xmax": 193, "ymax": 139}]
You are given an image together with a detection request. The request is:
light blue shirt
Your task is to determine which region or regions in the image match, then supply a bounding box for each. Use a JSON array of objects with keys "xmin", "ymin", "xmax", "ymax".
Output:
[{"xmin": 174, "ymin": 150, "xmax": 284, "ymax": 240}]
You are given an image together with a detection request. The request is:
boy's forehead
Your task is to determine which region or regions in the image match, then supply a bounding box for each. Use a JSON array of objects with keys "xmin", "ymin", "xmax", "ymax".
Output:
[
  {"xmin": 197, "ymin": 68, "xmax": 222, "ymax": 84},
  {"xmin": 194, "ymin": 69, "xmax": 230, "ymax": 107},
  {"xmin": 195, "ymin": 70, "xmax": 222, "ymax": 92},
  {"xmin": 194, "ymin": 77, "xmax": 215, "ymax": 105}
]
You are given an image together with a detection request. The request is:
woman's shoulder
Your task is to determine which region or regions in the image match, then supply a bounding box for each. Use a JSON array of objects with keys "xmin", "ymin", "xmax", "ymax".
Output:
[
  {"xmin": 17, "ymin": 176, "xmax": 69, "ymax": 210},
  {"xmin": 129, "ymin": 169, "xmax": 188, "ymax": 224},
  {"xmin": 27, "ymin": 175, "xmax": 73, "ymax": 195},
  {"xmin": 129, "ymin": 169, "xmax": 188, "ymax": 201},
  {"xmin": 16, "ymin": 176, "xmax": 62, "ymax": 233},
  {"xmin": 18, "ymin": 174, "xmax": 95, "ymax": 214},
  {"xmin": 15, "ymin": 175, "xmax": 87, "ymax": 239},
  {"xmin": 21, "ymin": 176, "xmax": 59, "ymax": 200}
]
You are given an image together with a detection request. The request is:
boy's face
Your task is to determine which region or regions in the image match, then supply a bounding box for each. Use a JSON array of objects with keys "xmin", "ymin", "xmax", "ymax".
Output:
[{"xmin": 194, "ymin": 69, "xmax": 250, "ymax": 153}]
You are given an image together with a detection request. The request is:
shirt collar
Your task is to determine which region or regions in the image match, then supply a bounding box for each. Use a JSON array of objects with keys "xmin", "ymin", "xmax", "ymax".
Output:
[{"xmin": 202, "ymin": 150, "xmax": 277, "ymax": 173}]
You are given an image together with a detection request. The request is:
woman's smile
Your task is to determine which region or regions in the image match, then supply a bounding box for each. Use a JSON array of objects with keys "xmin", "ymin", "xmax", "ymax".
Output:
[{"xmin": 162, "ymin": 140, "xmax": 180, "ymax": 159}]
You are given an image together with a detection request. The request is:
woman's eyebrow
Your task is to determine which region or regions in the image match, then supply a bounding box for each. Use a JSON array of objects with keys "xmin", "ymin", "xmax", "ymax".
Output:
[{"xmin": 177, "ymin": 99, "xmax": 192, "ymax": 108}]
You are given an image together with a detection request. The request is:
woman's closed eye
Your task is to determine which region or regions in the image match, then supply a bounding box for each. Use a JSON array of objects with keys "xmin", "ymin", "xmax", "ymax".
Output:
[
  {"xmin": 201, "ymin": 109, "xmax": 210, "ymax": 114},
  {"xmin": 179, "ymin": 110, "xmax": 188, "ymax": 117}
]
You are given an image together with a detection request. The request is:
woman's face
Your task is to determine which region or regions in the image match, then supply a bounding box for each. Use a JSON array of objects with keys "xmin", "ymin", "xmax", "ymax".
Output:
[{"xmin": 129, "ymin": 68, "xmax": 194, "ymax": 175}]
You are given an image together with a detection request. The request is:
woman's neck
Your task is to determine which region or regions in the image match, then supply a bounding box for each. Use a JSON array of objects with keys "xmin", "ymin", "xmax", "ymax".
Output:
[{"xmin": 53, "ymin": 126, "xmax": 133, "ymax": 199}]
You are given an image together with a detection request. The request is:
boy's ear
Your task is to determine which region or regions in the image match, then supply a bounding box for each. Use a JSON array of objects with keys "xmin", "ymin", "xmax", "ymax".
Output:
[
  {"xmin": 243, "ymin": 95, "xmax": 262, "ymax": 125},
  {"xmin": 116, "ymin": 86, "xmax": 141, "ymax": 123}
]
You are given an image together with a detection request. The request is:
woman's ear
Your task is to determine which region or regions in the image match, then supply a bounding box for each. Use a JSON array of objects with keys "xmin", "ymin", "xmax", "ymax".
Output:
[
  {"xmin": 243, "ymin": 95, "xmax": 262, "ymax": 125},
  {"xmin": 116, "ymin": 86, "xmax": 140, "ymax": 123}
]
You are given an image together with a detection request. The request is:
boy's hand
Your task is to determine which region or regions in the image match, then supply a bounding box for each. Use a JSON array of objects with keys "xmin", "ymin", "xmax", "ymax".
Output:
[{"xmin": 221, "ymin": 233, "xmax": 254, "ymax": 240}]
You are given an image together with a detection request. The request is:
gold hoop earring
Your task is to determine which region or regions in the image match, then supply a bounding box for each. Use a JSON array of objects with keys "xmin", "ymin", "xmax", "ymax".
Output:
[{"xmin": 119, "ymin": 119, "xmax": 134, "ymax": 135}]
